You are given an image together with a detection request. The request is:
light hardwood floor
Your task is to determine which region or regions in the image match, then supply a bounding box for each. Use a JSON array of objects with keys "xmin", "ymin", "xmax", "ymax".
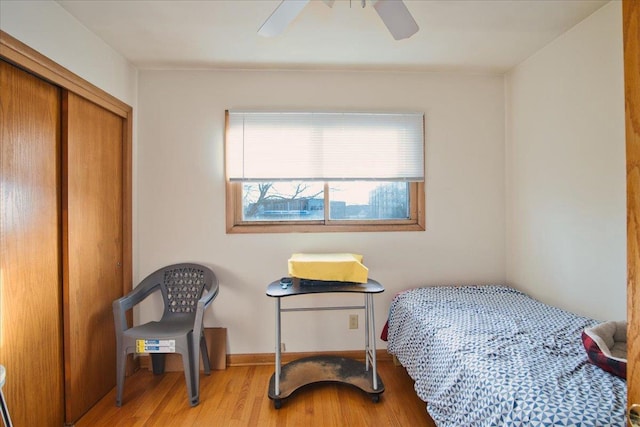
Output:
[{"xmin": 75, "ymin": 360, "xmax": 436, "ymax": 426}]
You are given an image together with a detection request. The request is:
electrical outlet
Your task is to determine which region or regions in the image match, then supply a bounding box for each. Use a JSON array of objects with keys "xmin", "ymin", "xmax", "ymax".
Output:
[
  {"xmin": 349, "ymin": 314, "xmax": 358, "ymax": 329},
  {"xmin": 280, "ymin": 343, "xmax": 286, "ymax": 352}
]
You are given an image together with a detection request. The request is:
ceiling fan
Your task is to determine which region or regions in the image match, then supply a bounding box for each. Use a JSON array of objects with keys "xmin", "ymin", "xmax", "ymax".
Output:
[{"xmin": 258, "ymin": 0, "xmax": 419, "ymax": 40}]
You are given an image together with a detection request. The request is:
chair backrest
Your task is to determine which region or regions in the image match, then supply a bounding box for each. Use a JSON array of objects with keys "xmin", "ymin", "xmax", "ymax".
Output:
[{"xmin": 155, "ymin": 263, "xmax": 216, "ymax": 318}]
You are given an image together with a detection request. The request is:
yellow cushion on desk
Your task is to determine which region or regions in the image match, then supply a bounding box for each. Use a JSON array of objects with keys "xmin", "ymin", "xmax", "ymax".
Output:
[{"xmin": 287, "ymin": 253, "xmax": 369, "ymax": 283}]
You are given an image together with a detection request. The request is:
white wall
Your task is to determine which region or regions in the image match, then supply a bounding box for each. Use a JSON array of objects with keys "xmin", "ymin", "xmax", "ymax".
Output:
[
  {"xmin": 137, "ymin": 69, "xmax": 506, "ymax": 354},
  {"xmin": 505, "ymin": 1, "xmax": 625, "ymax": 321},
  {"xmin": 0, "ymin": 0, "xmax": 137, "ymax": 107}
]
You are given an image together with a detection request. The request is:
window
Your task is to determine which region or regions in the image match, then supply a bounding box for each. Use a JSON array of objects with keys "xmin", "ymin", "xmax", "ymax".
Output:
[{"xmin": 225, "ymin": 110, "xmax": 425, "ymax": 233}]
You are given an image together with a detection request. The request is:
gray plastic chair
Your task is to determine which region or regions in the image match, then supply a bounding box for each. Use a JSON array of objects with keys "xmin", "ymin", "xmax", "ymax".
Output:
[{"xmin": 113, "ymin": 263, "xmax": 219, "ymax": 407}]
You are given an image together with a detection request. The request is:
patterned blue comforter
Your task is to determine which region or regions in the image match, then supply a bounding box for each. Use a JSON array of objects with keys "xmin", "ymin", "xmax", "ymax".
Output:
[{"xmin": 386, "ymin": 286, "xmax": 627, "ymax": 427}]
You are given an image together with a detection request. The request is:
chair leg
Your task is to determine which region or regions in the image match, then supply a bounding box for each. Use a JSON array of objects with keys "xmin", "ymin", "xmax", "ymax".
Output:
[
  {"xmin": 115, "ymin": 350, "xmax": 127, "ymax": 407},
  {"xmin": 151, "ymin": 353, "xmax": 166, "ymax": 375},
  {"xmin": 200, "ymin": 332, "xmax": 211, "ymax": 375},
  {"xmin": 181, "ymin": 349, "xmax": 199, "ymax": 407},
  {"xmin": 0, "ymin": 389, "xmax": 12, "ymax": 427}
]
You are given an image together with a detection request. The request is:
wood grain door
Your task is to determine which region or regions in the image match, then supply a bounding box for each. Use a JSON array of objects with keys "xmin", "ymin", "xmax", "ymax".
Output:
[
  {"xmin": 0, "ymin": 60, "xmax": 65, "ymax": 426},
  {"xmin": 63, "ymin": 91, "xmax": 124, "ymax": 423},
  {"xmin": 626, "ymin": 0, "xmax": 640, "ymax": 417}
]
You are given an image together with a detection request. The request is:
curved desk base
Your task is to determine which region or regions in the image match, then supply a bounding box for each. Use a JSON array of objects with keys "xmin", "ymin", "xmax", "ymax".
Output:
[{"xmin": 268, "ymin": 355, "xmax": 385, "ymax": 409}]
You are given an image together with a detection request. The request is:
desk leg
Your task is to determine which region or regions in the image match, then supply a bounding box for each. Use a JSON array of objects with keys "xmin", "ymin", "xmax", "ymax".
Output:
[
  {"xmin": 364, "ymin": 294, "xmax": 370, "ymax": 372},
  {"xmin": 275, "ymin": 297, "xmax": 281, "ymax": 397},
  {"xmin": 368, "ymin": 293, "xmax": 378, "ymax": 391}
]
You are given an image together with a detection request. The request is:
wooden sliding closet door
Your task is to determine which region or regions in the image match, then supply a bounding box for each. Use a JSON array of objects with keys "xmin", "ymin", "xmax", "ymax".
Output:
[
  {"xmin": 63, "ymin": 91, "xmax": 124, "ymax": 423},
  {"xmin": 0, "ymin": 60, "xmax": 65, "ymax": 426}
]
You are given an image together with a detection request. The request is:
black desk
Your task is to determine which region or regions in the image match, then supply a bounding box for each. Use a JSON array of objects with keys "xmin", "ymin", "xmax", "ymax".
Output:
[{"xmin": 266, "ymin": 278, "xmax": 385, "ymax": 409}]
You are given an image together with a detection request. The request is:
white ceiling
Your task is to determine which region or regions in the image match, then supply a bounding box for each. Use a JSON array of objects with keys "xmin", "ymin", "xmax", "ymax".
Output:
[{"xmin": 56, "ymin": 0, "xmax": 609, "ymax": 73}]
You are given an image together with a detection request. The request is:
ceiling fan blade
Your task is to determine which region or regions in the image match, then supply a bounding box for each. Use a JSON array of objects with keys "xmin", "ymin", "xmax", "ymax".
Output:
[
  {"xmin": 258, "ymin": 0, "xmax": 311, "ymax": 37},
  {"xmin": 372, "ymin": 0, "xmax": 419, "ymax": 40}
]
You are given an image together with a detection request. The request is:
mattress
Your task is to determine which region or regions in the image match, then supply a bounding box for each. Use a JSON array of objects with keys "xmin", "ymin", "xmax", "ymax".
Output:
[{"xmin": 385, "ymin": 285, "xmax": 627, "ymax": 426}]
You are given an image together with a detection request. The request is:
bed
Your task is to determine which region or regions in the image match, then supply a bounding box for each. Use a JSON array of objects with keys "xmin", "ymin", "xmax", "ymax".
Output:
[{"xmin": 383, "ymin": 285, "xmax": 627, "ymax": 426}]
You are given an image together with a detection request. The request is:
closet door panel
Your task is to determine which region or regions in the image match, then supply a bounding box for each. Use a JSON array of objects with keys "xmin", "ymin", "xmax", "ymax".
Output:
[
  {"xmin": 0, "ymin": 60, "xmax": 65, "ymax": 426},
  {"xmin": 63, "ymin": 91, "xmax": 123, "ymax": 423}
]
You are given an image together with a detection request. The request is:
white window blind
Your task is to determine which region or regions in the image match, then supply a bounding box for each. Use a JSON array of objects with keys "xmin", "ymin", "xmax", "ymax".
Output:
[{"xmin": 226, "ymin": 111, "xmax": 424, "ymax": 182}]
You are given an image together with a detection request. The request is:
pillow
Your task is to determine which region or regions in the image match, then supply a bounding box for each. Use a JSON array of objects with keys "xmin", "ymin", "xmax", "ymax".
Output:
[{"xmin": 581, "ymin": 320, "xmax": 627, "ymax": 379}]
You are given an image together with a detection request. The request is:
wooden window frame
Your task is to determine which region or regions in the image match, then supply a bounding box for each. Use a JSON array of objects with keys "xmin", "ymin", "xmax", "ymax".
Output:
[{"xmin": 225, "ymin": 180, "xmax": 425, "ymax": 233}]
